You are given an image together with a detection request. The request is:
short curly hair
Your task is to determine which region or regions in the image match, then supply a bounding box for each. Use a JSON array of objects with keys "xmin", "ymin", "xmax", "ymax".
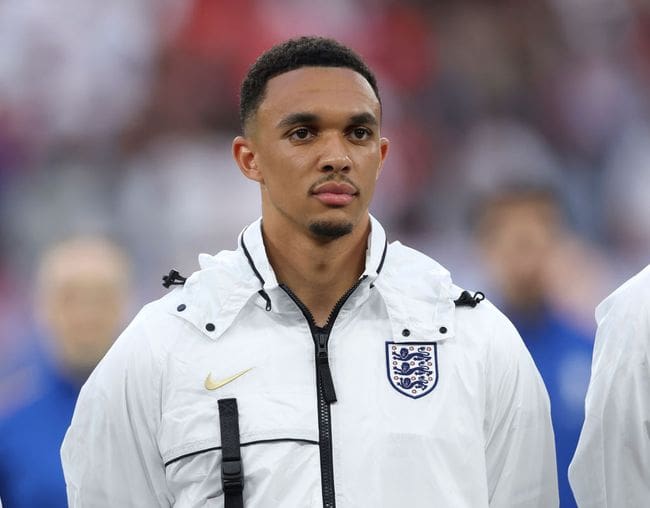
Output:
[{"xmin": 239, "ymin": 36, "xmax": 380, "ymax": 131}]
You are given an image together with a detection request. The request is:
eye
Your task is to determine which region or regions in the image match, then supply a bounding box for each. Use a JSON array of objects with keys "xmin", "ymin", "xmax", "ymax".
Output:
[
  {"xmin": 350, "ymin": 127, "xmax": 372, "ymax": 141},
  {"xmin": 289, "ymin": 127, "xmax": 313, "ymax": 141}
]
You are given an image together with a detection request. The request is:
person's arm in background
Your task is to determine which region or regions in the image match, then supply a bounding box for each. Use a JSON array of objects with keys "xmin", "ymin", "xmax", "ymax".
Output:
[
  {"xmin": 569, "ymin": 266, "xmax": 650, "ymax": 508},
  {"xmin": 483, "ymin": 306, "xmax": 559, "ymax": 507},
  {"xmin": 61, "ymin": 305, "xmax": 172, "ymax": 507}
]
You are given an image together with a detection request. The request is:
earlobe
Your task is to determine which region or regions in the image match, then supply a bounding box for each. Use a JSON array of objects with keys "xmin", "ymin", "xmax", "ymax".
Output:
[{"xmin": 232, "ymin": 136, "xmax": 263, "ymax": 183}]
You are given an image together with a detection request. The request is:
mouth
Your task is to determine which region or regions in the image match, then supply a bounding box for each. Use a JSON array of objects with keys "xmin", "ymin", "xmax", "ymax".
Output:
[{"xmin": 311, "ymin": 181, "xmax": 358, "ymax": 207}]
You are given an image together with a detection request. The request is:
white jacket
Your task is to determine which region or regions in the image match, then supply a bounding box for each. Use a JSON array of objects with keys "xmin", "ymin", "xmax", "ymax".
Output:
[
  {"xmin": 61, "ymin": 217, "xmax": 558, "ymax": 507},
  {"xmin": 569, "ymin": 264, "xmax": 650, "ymax": 507}
]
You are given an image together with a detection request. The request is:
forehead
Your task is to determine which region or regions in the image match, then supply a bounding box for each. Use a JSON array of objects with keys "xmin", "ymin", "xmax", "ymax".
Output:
[
  {"xmin": 256, "ymin": 67, "xmax": 380, "ymax": 125},
  {"xmin": 41, "ymin": 243, "xmax": 126, "ymax": 294}
]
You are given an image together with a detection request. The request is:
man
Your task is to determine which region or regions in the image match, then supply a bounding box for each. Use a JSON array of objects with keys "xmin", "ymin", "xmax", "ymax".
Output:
[
  {"xmin": 569, "ymin": 265, "xmax": 650, "ymax": 507},
  {"xmin": 0, "ymin": 237, "xmax": 130, "ymax": 508},
  {"xmin": 474, "ymin": 183, "xmax": 593, "ymax": 508},
  {"xmin": 62, "ymin": 37, "xmax": 558, "ymax": 507}
]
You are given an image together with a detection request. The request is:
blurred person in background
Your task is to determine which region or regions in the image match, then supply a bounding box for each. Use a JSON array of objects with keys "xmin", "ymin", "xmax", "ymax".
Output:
[
  {"xmin": 0, "ymin": 237, "xmax": 131, "ymax": 508},
  {"xmin": 569, "ymin": 264, "xmax": 650, "ymax": 507},
  {"xmin": 474, "ymin": 183, "xmax": 593, "ymax": 508}
]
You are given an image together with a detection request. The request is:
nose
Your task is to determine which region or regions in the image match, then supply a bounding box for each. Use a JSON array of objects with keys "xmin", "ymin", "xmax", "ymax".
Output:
[{"xmin": 320, "ymin": 134, "xmax": 352, "ymax": 173}]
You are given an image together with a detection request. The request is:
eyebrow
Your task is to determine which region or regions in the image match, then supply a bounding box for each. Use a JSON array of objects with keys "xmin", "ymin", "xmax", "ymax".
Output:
[
  {"xmin": 277, "ymin": 112, "xmax": 319, "ymax": 130},
  {"xmin": 276, "ymin": 111, "xmax": 379, "ymax": 130},
  {"xmin": 349, "ymin": 112, "xmax": 378, "ymax": 127}
]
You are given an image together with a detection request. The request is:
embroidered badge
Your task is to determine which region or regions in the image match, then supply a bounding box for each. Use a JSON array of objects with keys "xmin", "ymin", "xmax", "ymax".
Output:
[{"xmin": 386, "ymin": 342, "xmax": 438, "ymax": 399}]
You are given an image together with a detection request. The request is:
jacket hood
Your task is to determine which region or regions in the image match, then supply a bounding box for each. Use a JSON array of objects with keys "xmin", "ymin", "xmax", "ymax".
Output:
[
  {"xmin": 164, "ymin": 216, "xmax": 458, "ymax": 343},
  {"xmin": 375, "ymin": 241, "xmax": 456, "ymax": 342}
]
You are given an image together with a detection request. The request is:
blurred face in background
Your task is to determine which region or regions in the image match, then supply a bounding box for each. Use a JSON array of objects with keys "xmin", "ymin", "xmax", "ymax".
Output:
[
  {"xmin": 476, "ymin": 191, "xmax": 562, "ymax": 313},
  {"xmin": 37, "ymin": 238, "xmax": 130, "ymax": 380}
]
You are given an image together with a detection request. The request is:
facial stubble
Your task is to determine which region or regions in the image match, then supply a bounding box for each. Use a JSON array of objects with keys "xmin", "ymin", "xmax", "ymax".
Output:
[{"xmin": 308, "ymin": 220, "xmax": 354, "ymax": 239}]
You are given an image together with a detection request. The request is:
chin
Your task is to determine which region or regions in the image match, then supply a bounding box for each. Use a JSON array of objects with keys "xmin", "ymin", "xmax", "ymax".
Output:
[{"xmin": 308, "ymin": 219, "xmax": 354, "ymax": 239}]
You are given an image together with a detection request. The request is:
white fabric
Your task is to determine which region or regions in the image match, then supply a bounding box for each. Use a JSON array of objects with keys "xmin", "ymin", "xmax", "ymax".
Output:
[
  {"xmin": 569, "ymin": 264, "xmax": 650, "ymax": 507},
  {"xmin": 61, "ymin": 217, "xmax": 558, "ymax": 507}
]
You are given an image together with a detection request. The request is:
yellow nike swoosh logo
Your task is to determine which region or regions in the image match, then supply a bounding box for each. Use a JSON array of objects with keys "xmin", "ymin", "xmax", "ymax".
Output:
[{"xmin": 204, "ymin": 368, "xmax": 253, "ymax": 391}]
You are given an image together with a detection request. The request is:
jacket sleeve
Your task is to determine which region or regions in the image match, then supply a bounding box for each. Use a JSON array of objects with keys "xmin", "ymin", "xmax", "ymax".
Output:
[
  {"xmin": 61, "ymin": 305, "xmax": 172, "ymax": 507},
  {"xmin": 568, "ymin": 283, "xmax": 650, "ymax": 507},
  {"xmin": 483, "ymin": 309, "xmax": 559, "ymax": 508}
]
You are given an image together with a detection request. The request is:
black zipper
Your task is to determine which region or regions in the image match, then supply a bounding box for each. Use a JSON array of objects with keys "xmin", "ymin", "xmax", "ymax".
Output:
[{"xmin": 280, "ymin": 275, "xmax": 367, "ymax": 508}]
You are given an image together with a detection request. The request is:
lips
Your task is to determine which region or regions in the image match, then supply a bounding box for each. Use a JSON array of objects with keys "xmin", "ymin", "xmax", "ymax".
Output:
[{"xmin": 311, "ymin": 182, "xmax": 358, "ymax": 206}]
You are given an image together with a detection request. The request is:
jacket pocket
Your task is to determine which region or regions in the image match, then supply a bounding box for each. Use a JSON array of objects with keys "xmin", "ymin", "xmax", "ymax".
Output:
[{"xmin": 161, "ymin": 390, "xmax": 320, "ymax": 507}]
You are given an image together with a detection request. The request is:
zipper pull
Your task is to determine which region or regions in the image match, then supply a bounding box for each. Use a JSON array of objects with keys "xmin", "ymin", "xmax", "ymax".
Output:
[{"xmin": 316, "ymin": 332, "xmax": 337, "ymax": 403}]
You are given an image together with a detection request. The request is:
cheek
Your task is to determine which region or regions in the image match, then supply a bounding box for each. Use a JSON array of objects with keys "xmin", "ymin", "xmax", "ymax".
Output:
[
  {"xmin": 259, "ymin": 150, "xmax": 311, "ymax": 189},
  {"xmin": 361, "ymin": 153, "xmax": 383, "ymax": 186}
]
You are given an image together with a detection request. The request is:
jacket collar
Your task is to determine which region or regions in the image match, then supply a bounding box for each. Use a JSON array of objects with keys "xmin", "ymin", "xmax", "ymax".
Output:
[
  {"xmin": 166, "ymin": 216, "xmax": 455, "ymax": 342},
  {"xmin": 239, "ymin": 215, "xmax": 388, "ymax": 290}
]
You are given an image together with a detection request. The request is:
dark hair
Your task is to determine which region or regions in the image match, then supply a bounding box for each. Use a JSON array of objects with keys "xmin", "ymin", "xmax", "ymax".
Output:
[
  {"xmin": 468, "ymin": 182, "xmax": 565, "ymax": 234},
  {"xmin": 239, "ymin": 36, "xmax": 380, "ymax": 131}
]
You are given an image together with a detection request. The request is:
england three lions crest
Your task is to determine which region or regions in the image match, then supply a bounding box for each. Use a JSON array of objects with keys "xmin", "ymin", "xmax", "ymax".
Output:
[{"xmin": 386, "ymin": 342, "xmax": 439, "ymax": 399}]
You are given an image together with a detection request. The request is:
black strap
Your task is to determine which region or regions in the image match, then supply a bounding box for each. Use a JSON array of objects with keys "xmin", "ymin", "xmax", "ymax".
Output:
[{"xmin": 218, "ymin": 398, "xmax": 244, "ymax": 508}]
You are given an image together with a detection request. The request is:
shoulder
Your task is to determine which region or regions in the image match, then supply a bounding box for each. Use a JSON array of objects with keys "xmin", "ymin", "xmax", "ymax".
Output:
[
  {"xmin": 0, "ymin": 363, "xmax": 76, "ymax": 430},
  {"xmin": 81, "ymin": 288, "xmax": 200, "ymax": 396},
  {"xmin": 386, "ymin": 241, "xmax": 511, "ymax": 320},
  {"xmin": 120, "ymin": 293, "xmax": 190, "ymax": 349},
  {"xmin": 383, "ymin": 240, "xmax": 522, "ymax": 350},
  {"xmin": 593, "ymin": 264, "xmax": 650, "ymax": 359},
  {"xmin": 0, "ymin": 398, "xmax": 37, "ymax": 442},
  {"xmin": 383, "ymin": 240, "xmax": 448, "ymax": 275},
  {"xmin": 597, "ymin": 265, "xmax": 650, "ymax": 324},
  {"xmin": 457, "ymin": 294, "xmax": 527, "ymax": 359},
  {"xmin": 100, "ymin": 247, "xmax": 260, "ymax": 370},
  {"xmin": 0, "ymin": 387, "xmax": 60, "ymax": 451}
]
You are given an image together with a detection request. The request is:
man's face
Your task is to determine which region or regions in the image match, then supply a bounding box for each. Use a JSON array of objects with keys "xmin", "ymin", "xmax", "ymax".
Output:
[
  {"xmin": 46, "ymin": 270, "xmax": 125, "ymax": 371},
  {"xmin": 234, "ymin": 66, "xmax": 389, "ymax": 240},
  {"xmin": 38, "ymin": 241, "xmax": 129, "ymax": 380},
  {"xmin": 477, "ymin": 194, "xmax": 560, "ymax": 308}
]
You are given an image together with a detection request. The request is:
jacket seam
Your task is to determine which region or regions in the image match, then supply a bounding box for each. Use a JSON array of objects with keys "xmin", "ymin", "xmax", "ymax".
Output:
[{"xmin": 163, "ymin": 438, "xmax": 319, "ymax": 467}]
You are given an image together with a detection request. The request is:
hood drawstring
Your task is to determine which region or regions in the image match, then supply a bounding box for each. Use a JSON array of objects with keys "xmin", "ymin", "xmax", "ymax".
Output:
[
  {"xmin": 454, "ymin": 290, "xmax": 485, "ymax": 308},
  {"xmin": 162, "ymin": 269, "xmax": 187, "ymax": 288}
]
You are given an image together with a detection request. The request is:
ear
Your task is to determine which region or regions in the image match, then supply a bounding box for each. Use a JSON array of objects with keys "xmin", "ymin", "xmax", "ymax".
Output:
[
  {"xmin": 232, "ymin": 136, "xmax": 263, "ymax": 184},
  {"xmin": 376, "ymin": 137, "xmax": 390, "ymax": 180}
]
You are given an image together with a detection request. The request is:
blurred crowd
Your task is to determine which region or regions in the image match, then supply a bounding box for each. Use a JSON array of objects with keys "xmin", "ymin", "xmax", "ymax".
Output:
[{"xmin": 0, "ymin": 0, "xmax": 649, "ymax": 506}]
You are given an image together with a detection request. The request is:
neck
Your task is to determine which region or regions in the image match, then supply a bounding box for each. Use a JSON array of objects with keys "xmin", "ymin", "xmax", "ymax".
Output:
[{"xmin": 262, "ymin": 216, "xmax": 370, "ymax": 327}]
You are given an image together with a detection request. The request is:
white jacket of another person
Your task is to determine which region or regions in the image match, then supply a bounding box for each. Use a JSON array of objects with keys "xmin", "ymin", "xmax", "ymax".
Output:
[{"xmin": 569, "ymin": 264, "xmax": 650, "ymax": 507}]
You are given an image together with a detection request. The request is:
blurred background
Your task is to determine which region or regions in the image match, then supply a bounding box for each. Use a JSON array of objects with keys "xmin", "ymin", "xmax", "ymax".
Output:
[{"xmin": 0, "ymin": 0, "xmax": 648, "ymax": 506}]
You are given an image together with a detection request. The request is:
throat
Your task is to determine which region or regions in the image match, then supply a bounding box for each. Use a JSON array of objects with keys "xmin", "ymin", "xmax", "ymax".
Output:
[
  {"xmin": 278, "ymin": 266, "xmax": 365, "ymax": 327},
  {"xmin": 282, "ymin": 284, "xmax": 348, "ymax": 328},
  {"xmin": 280, "ymin": 275, "xmax": 367, "ymax": 329},
  {"xmin": 261, "ymin": 216, "xmax": 370, "ymax": 325}
]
